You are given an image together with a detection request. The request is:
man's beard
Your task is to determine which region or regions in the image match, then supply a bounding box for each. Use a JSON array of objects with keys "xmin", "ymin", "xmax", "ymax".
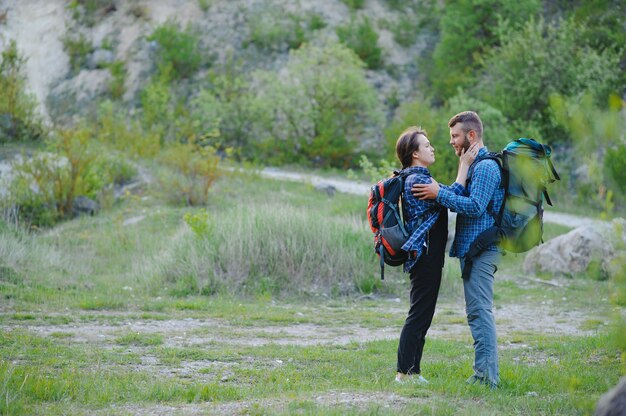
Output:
[{"xmin": 456, "ymin": 134, "xmax": 471, "ymax": 156}]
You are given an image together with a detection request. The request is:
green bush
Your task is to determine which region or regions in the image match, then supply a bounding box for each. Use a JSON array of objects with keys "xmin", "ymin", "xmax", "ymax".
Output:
[
  {"xmin": 246, "ymin": 7, "xmax": 307, "ymax": 52},
  {"xmin": 147, "ymin": 21, "xmax": 203, "ymax": 80},
  {"xmin": 197, "ymin": 0, "xmax": 211, "ymax": 12},
  {"xmin": 0, "ymin": 40, "xmax": 43, "ymax": 142},
  {"xmin": 428, "ymin": 0, "xmax": 541, "ymax": 100},
  {"xmin": 96, "ymin": 101, "xmax": 161, "ymax": 158},
  {"xmin": 193, "ymin": 66, "xmax": 256, "ymax": 158},
  {"xmin": 336, "ymin": 16, "xmax": 383, "ymax": 70},
  {"xmin": 605, "ymin": 144, "xmax": 626, "ymax": 194},
  {"xmin": 7, "ymin": 127, "xmax": 109, "ymax": 226},
  {"xmin": 140, "ymin": 71, "xmax": 172, "ymax": 135},
  {"xmin": 107, "ymin": 61, "xmax": 126, "ymax": 100},
  {"xmin": 62, "ymin": 32, "xmax": 93, "ymax": 73},
  {"xmin": 156, "ymin": 142, "xmax": 221, "ymax": 206},
  {"xmin": 390, "ymin": 13, "xmax": 421, "ymax": 47},
  {"xmin": 340, "ymin": 0, "xmax": 365, "ymax": 10},
  {"xmin": 253, "ymin": 41, "xmax": 384, "ymax": 168},
  {"xmin": 550, "ymin": 93, "xmax": 625, "ymax": 215},
  {"xmin": 475, "ymin": 18, "xmax": 621, "ymax": 143},
  {"xmin": 67, "ymin": 0, "xmax": 116, "ymax": 27},
  {"xmin": 306, "ymin": 12, "xmax": 327, "ymax": 31}
]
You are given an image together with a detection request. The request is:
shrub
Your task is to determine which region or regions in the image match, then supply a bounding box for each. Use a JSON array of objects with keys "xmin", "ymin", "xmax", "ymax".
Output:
[
  {"xmin": 390, "ymin": 13, "xmax": 421, "ymax": 47},
  {"xmin": 7, "ymin": 127, "xmax": 108, "ymax": 226},
  {"xmin": 156, "ymin": 141, "xmax": 220, "ymax": 206},
  {"xmin": 107, "ymin": 61, "xmax": 126, "ymax": 100},
  {"xmin": 67, "ymin": 0, "xmax": 116, "ymax": 27},
  {"xmin": 550, "ymin": 93, "xmax": 625, "ymax": 215},
  {"xmin": 253, "ymin": 41, "xmax": 384, "ymax": 168},
  {"xmin": 96, "ymin": 101, "xmax": 161, "ymax": 158},
  {"xmin": 340, "ymin": 0, "xmax": 365, "ymax": 10},
  {"xmin": 428, "ymin": 0, "xmax": 541, "ymax": 100},
  {"xmin": 475, "ymin": 18, "xmax": 621, "ymax": 142},
  {"xmin": 246, "ymin": 7, "xmax": 307, "ymax": 52},
  {"xmin": 62, "ymin": 32, "xmax": 93, "ymax": 73},
  {"xmin": 140, "ymin": 71, "xmax": 172, "ymax": 135},
  {"xmin": 336, "ymin": 16, "xmax": 383, "ymax": 70},
  {"xmin": 0, "ymin": 40, "xmax": 43, "ymax": 142},
  {"xmin": 306, "ymin": 12, "xmax": 327, "ymax": 31},
  {"xmin": 147, "ymin": 21, "xmax": 203, "ymax": 80},
  {"xmin": 605, "ymin": 144, "xmax": 626, "ymax": 194},
  {"xmin": 190, "ymin": 76, "xmax": 246, "ymax": 155},
  {"xmin": 197, "ymin": 0, "xmax": 211, "ymax": 12}
]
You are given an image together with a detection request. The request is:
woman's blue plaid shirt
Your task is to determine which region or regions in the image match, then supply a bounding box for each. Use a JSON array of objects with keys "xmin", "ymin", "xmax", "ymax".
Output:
[
  {"xmin": 400, "ymin": 166, "xmax": 461, "ymax": 273},
  {"xmin": 436, "ymin": 147, "xmax": 504, "ymax": 258}
]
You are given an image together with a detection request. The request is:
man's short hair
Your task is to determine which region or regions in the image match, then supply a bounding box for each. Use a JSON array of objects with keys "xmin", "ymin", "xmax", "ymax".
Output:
[{"xmin": 448, "ymin": 111, "xmax": 483, "ymax": 140}]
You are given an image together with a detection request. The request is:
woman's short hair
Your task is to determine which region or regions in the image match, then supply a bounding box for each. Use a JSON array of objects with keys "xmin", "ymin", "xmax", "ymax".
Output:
[{"xmin": 396, "ymin": 126, "xmax": 427, "ymax": 169}]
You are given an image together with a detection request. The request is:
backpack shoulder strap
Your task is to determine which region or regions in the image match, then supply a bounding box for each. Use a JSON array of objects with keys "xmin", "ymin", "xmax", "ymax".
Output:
[{"xmin": 467, "ymin": 152, "xmax": 506, "ymax": 226}]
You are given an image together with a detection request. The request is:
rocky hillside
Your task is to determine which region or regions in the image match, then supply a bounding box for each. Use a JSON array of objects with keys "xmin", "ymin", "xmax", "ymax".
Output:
[{"xmin": 0, "ymin": 0, "xmax": 425, "ymax": 122}]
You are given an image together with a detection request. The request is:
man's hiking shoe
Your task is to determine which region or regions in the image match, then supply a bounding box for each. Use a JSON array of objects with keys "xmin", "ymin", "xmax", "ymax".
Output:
[
  {"xmin": 395, "ymin": 373, "xmax": 429, "ymax": 385},
  {"xmin": 466, "ymin": 374, "xmax": 498, "ymax": 390}
]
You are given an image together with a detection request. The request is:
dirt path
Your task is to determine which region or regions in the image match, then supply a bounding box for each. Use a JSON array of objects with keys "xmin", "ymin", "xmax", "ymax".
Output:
[{"xmin": 259, "ymin": 167, "xmax": 605, "ymax": 228}]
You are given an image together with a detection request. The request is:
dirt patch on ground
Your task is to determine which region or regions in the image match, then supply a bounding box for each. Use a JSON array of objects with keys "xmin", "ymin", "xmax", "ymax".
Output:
[
  {"xmin": 5, "ymin": 297, "xmax": 609, "ymax": 415},
  {"xmin": 95, "ymin": 391, "xmax": 414, "ymax": 415}
]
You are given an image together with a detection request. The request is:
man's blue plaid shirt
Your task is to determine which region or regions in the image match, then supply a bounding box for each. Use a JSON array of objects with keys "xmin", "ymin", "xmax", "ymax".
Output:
[
  {"xmin": 436, "ymin": 147, "xmax": 504, "ymax": 258},
  {"xmin": 400, "ymin": 166, "xmax": 461, "ymax": 272}
]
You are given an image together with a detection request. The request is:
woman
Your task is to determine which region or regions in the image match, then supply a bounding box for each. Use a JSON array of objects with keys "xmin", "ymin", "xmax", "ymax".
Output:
[{"xmin": 395, "ymin": 126, "xmax": 476, "ymax": 384}]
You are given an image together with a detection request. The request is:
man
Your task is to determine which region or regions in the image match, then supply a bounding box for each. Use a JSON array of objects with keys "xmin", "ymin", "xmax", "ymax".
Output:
[{"xmin": 412, "ymin": 111, "xmax": 504, "ymax": 389}]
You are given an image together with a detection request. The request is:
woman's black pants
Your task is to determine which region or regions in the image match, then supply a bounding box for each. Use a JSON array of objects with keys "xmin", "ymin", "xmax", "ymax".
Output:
[{"xmin": 396, "ymin": 213, "xmax": 447, "ymax": 375}]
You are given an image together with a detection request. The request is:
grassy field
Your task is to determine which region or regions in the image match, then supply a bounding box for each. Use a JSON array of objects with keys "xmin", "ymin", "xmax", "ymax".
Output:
[{"xmin": 1, "ymin": 170, "xmax": 624, "ymax": 415}]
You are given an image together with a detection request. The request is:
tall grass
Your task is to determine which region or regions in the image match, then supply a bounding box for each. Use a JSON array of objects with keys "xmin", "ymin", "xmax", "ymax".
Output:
[{"xmin": 149, "ymin": 202, "xmax": 381, "ymax": 297}]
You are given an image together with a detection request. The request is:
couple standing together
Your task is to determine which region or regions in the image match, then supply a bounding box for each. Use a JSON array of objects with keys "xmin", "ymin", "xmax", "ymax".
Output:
[{"xmin": 394, "ymin": 111, "xmax": 504, "ymax": 389}]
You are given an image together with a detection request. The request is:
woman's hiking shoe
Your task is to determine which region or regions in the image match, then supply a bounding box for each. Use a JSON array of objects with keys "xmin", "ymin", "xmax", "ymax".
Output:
[{"xmin": 395, "ymin": 372, "xmax": 429, "ymax": 385}]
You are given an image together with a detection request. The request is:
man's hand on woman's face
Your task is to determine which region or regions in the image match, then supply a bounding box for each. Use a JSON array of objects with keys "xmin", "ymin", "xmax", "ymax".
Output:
[{"xmin": 412, "ymin": 179, "xmax": 439, "ymax": 200}]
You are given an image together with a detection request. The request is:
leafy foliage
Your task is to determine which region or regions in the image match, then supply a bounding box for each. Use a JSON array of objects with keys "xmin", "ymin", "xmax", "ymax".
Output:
[
  {"xmin": 62, "ymin": 32, "xmax": 93, "ymax": 73},
  {"xmin": 107, "ymin": 61, "xmax": 126, "ymax": 100},
  {"xmin": 550, "ymin": 93, "xmax": 625, "ymax": 215},
  {"xmin": 67, "ymin": 0, "xmax": 116, "ymax": 27},
  {"xmin": 336, "ymin": 16, "xmax": 383, "ymax": 70},
  {"xmin": 0, "ymin": 40, "xmax": 43, "ymax": 142},
  {"xmin": 340, "ymin": 0, "xmax": 365, "ymax": 10},
  {"xmin": 7, "ymin": 127, "xmax": 107, "ymax": 226},
  {"xmin": 193, "ymin": 58, "xmax": 261, "ymax": 159},
  {"xmin": 476, "ymin": 18, "xmax": 621, "ymax": 142},
  {"xmin": 246, "ymin": 7, "xmax": 306, "ymax": 52},
  {"xmin": 157, "ymin": 141, "xmax": 220, "ymax": 206},
  {"xmin": 428, "ymin": 0, "xmax": 541, "ymax": 100},
  {"xmin": 147, "ymin": 21, "xmax": 203, "ymax": 80},
  {"xmin": 253, "ymin": 41, "xmax": 384, "ymax": 167}
]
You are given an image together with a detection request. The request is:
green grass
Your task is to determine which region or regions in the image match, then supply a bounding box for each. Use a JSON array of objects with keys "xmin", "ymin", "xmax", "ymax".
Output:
[
  {"xmin": 0, "ymin": 164, "xmax": 623, "ymax": 414},
  {"xmin": 0, "ymin": 323, "xmax": 620, "ymax": 415}
]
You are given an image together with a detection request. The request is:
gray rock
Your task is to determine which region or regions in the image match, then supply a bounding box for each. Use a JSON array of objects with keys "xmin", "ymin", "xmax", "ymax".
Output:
[
  {"xmin": 315, "ymin": 183, "xmax": 336, "ymax": 197},
  {"xmin": 72, "ymin": 195, "xmax": 99, "ymax": 217},
  {"xmin": 594, "ymin": 376, "xmax": 626, "ymax": 416},
  {"xmin": 88, "ymin": 49, "xmax": 114, "ymax": 69},
  {"xmin": 523, "ymin": 218, "xmax": 626, "ymax": 277}
]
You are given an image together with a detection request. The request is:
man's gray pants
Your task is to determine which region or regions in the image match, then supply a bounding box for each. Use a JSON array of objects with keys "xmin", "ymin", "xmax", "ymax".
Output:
[{"xmin": 460, "ymin": 250, "xmax": 501, "ymax": 387}]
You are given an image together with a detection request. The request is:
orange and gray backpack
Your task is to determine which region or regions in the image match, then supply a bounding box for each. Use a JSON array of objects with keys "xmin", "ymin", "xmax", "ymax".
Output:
[{"xmin": 367, "ymin": 170, "xmax": 411, "ymax": 280}]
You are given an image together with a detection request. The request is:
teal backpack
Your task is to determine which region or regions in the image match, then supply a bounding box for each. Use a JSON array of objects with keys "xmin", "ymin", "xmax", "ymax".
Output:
[{"xmin": 462, "ymin": 138, "xmax": 560, "ymax": 278}]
